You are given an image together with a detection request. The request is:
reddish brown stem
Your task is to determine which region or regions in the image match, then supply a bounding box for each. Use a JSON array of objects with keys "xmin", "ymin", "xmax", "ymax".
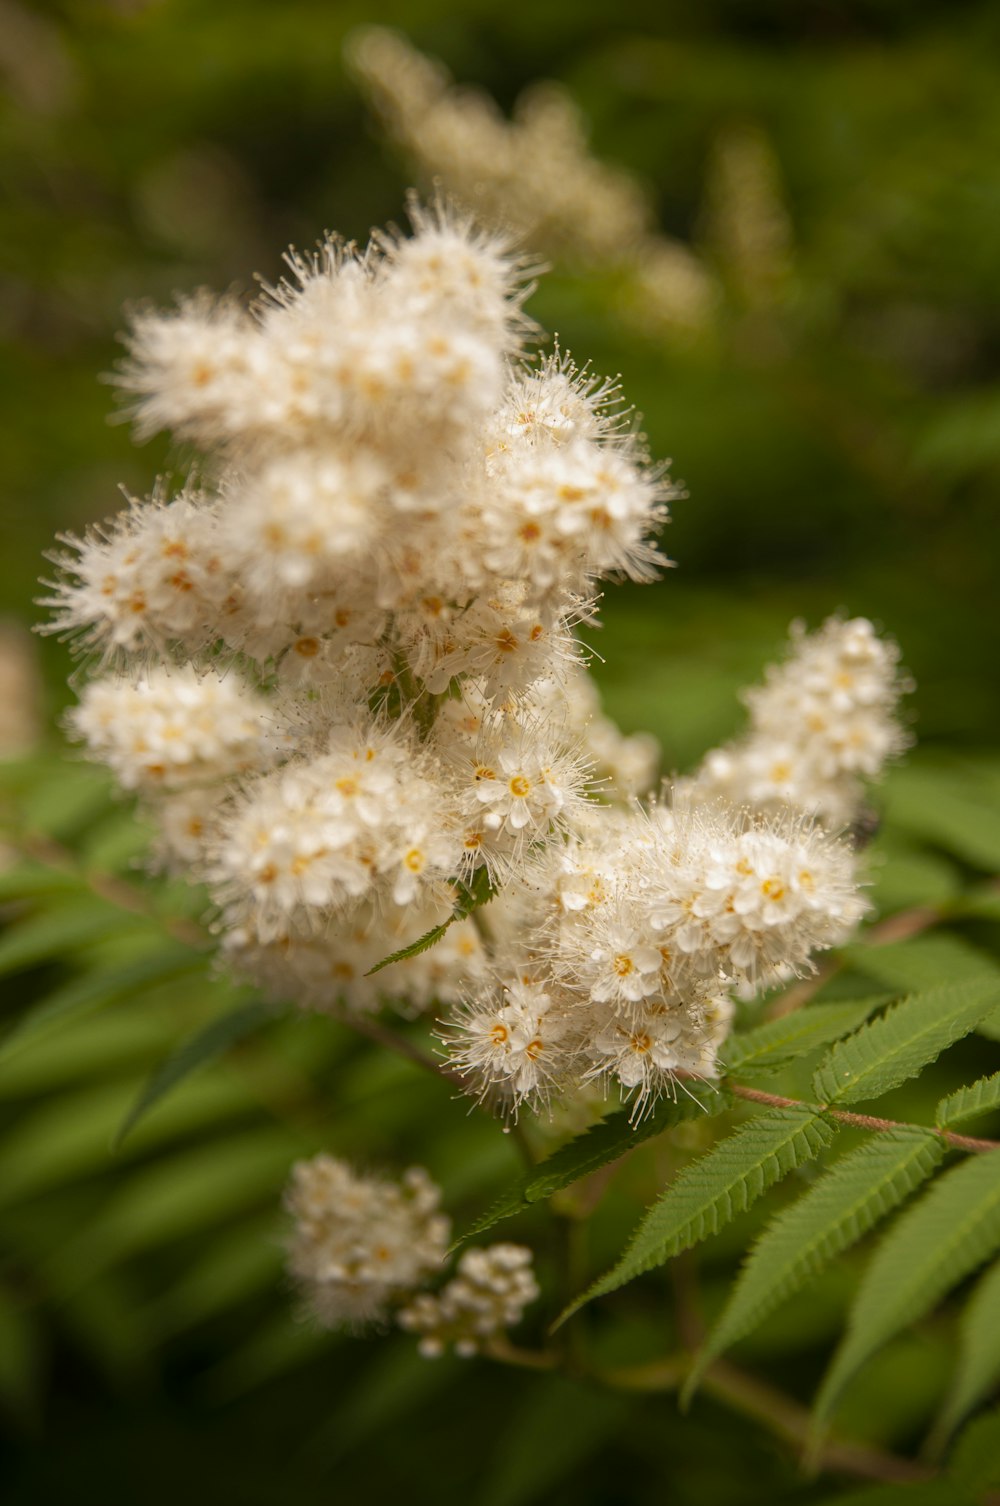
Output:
[{"xmin": 730, "ymin": 1081, "xmax": 1000, "ymax": 1153}]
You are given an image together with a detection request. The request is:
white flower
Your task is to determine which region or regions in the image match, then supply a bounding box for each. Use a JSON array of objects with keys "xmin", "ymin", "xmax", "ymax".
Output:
[
  {"xmin": 397, "ymin": 1243, "xmax": 539, "ymax": 1357},
  {"xmin": 69, "ymin": 666, "xmax": 273, "ymax": 792},
  {"xmin": 583, "ymin": 991, "xmax": 734, "ymax": 1118},
  {"xmin": 40, "ymin": 490, "xmax": 229, "ymax": 660},
  {"xmin": 688, "ymin": 617, "xmax": 910, "ymax": 825},
  {"xmin": 115, "ymin": 293, "xmax": 261, "ymax": 447},
  {"xmin": 445, "ymin": 974, "xmax": 571, "ymax": 1110},
  {"xmin": 285, "ymin": 1156, "xmax": 450, "ymax": 1326},
  {"xmin": 462, "ymin": 713, "xmax": 591, "ymax": 845}
]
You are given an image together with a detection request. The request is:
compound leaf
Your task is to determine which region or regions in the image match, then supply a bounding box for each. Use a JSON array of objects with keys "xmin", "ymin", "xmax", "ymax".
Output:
[
  {"xmin": 686, "ymin": 1129, "xmax": 944, "ymax": 1399},
  {"xmin": 556, "ymin": 1106, "xmax": 835, "ymax": 1328},
  {"xmin": 812, "ymin": 979, "xmax": 1000, "ymax": 1108},
  {"xmin": 815, "ymin": 1151, "xmax": 1000, "ymax": 1427}
]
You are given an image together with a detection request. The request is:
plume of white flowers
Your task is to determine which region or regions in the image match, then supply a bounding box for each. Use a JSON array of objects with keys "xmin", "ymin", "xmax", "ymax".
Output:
[
  {"xmin": 40, "ymin": 197, "xmax": 905, "ymax": 1126},
  {"xmin": 398, "ymin": 1244, "xmax": 540, "ymax": 1357},
  {"xmin": 682, "ymin": 616, "xmax": 911, "ymax": 827},
  {"xmin": 346, "ymin": 27, "xmax": 715, "ymax": 339},
  {"xmin": 284, "ymin": 1156, "xmax": 450, "ymax": 1326},
  {"xmin": 285, "ymin": 1154, "xmax": 538, "ymax": 1353}
]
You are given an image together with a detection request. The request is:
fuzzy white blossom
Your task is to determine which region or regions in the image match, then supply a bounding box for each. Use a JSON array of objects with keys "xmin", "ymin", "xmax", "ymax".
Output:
[
  {"xmin": 397, "ymin": 1243, "xmax": 540, "ymax": 1357},
  {"xmin": 41, "ymin": 197, "xmax": 897, "ymax": 1137},
  {"xmin": 69, "ymin": 666, "xmax": 274, "ymax": 793},
  {"xmin": 285, "ymin": 1156, "xmax": 539, "ymax": 1354},
  {"xmin": 285, "ymin": 1156, "xmax": 450, "ymax": 1326},
  {"xmin": 685, "ymin": 617, "xmax": 910, "ymax": 826}
]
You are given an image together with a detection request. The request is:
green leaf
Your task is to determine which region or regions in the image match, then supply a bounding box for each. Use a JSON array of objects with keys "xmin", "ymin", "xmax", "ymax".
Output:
[
  {"xmin": 47, "ymin": 1128, "xmax": 305, "ymax": 1291},
  {"xmin": 948, "ymin": 1407, "xmax": 1000, "ymax": 1491},
  {"xmin": 884, "ymin": 766, "xmax": 1000, "ymax": 871},
  {"xmin": 934, "ymin": 1260, "xmax": 1000, "ymax": 1443},
  {"xmin": 146, "ymin": 1213, "xmax": 284, "ymax": 1336},
  {"xmin": 721, "ymin": 998, "xmax": 889, "ymax": 1078},
  {"xmin": 0, "ymin": 900, "xmax": 148, "ymax": 978},
  {"xmin": 114, "ymin": 999, "xmax": 279, "ymax": 1147},
  {"xmin": 366, "ymin": 867, "xmax": 494, "ymax": 976},
  {"xmin": 844, "ymin": 933, "xmax": 1000, "ymax": 993},
  {"xmin": 687, "ymin": 1129, "xmax": 944, "ymax": 1400},
  {"xmin": 556, "ymin": 1106, "xmax": 835, "ymax": 1328},
  {"xmin": 815, "ymin": 1151, "xmax": 1000, "ymax": 1427},
  {"xmin": 0, "ymin": 1078, "xmax": 241, "ymax": 1210},
  {"xmin": 812, "ymin": 978, "xmax": 1000, "ymax": 1108},
  {"xmin": 0, "ymin": 863, "xmax": 84, "ymax": 901},
  {"xmin": 0, "ymin": 1282, "xmax": 41, "ymax": 1422},
  {"xmin": 1, "ymin": 944, "xmax": 201, "ymax": 1057},
  {"xmin": 476, "ymin": 1374, "xmax": 630, "ymax": 1506},
  {"xmin": 937, "ymin": 1073, "xmax": 1000, "ymax": 1131},
  {"xmin": 810, "ymin": 1486, "xmax": 974, "ymax": 1506},
  {"xmin": 458, "ymin": 1081, "xmax": 728, "ymax": 1246}
]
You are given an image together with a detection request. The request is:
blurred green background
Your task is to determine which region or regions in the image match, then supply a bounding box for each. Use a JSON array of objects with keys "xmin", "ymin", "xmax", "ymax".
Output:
[{"xmin": 2, "ymin": 2, "xmax": 1000, "ymax": 1502}]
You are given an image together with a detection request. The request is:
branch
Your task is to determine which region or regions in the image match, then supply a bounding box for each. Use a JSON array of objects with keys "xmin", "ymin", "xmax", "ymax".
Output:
[
  {"xmin": 729, "ymin": 1081, "xmax": 1000, "ymax": 1154},
  {"xmin": 599, "ymin": 1352, "xmax": 940, "ymax": 1487}
]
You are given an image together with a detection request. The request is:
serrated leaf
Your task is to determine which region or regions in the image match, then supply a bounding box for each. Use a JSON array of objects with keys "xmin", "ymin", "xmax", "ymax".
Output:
[
  {"xmin": 1, "ymin": 945, "xmax": 201, "ymax": 1057},
  {"xmin": 457, "ymin": 1081, "xmax": 728, "ymax": 1246},
  {"xmin": 366, "ymin": 867, "xmax": 494, "ymax": 975},
  {"xmin": 556, "ymin": 1106, "xmax": 835, "ymax": 1328},
  {"xmin": 687, "ymin": 1130, "xmax": 944, "ymax": 1400},
  {"xmin": 815, "ymin": 1151, "xmax": 1000, "ymax": 1427},
  {"xmin": 722, "ymin": 998, "xmax": 889, "ymax": 1078},
  {"xmin": 812, "ymin": 978, "xmax": 1000, "ymax": 1108},
  {"xmin": 934, "ymin": 1260, "xmax": 1000, "ymax": 1443},
  {"xmin": 114, "ymin": 999, "xmax": 279, "ymax": 1147},
  {"xmin": 937, "ymin": 1073, "xmax": 1000, "ymax": 1130}
]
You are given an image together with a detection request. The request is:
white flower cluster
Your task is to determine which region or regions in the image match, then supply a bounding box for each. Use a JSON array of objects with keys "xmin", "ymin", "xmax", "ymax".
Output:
[
  {"xmin": 285, "ymin": 1155, "xmax": 449, "ymax": 1326},
  {"xmin": 684, "ymin": 617, "xmax": 910, "ymax": 827},
  {"xmin": 447, "ymin": 799, "xmax": 865, "ymax": 1117},
  {"xmin": 285, "ymin": 1154, "xmax": 537, "ymax": 1353},
  {"xmin": 398, "ymin": 1244, "xmax": 540, "ymax": 1358},
  {"xmin": 41, "ymin": 199, "xmax": 902, "ymax": 1120},
  {"xmin": 347, "ymin": 28, "xmax": 715, "ymax": 339}
]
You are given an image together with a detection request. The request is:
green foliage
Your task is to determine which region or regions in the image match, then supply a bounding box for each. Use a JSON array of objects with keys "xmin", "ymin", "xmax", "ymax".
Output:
[
  {"xmin": 5, "ymin": 6, "xmax": 1000, "ymax": 1500},
  {"xmin": 458, "ymin": 1080, "xmax": 728, "ymax": 1244},
  {"xmin": 1, "ymin": 944, "xmax": 202, "ymax": 1056},
  {"xmin": 936, "ymin": 1073, "xmax": 1000, "ymax": 1131},
  {"xmin": 115, "ymin": 998, "xmax": 281, "ymax": 1147},
  {"xmin": 948, "ymin": 1408, "xmax": 1000, "ymax": 1493},
  {"xmin": 884, "ymin": 766, "xmax": 1000, "ymax": 873},
  {"xmin": 366, "ymin": 867, "xmax": 495, "ymax": 975},
  {"xmin": 815, "ymin": 1152, "xmax": 1000, "ymax": 1428},
  {"xmin": 933, "ymin": 1261, "xmax": 1000, "ymax": 1444},
  {"xmin": 687, "ymin": 1130, "xmax": 945, "ymax": 1397},
  {"xmin": 811, "ymin": 979, "xmax": 1000, "ymax": 1108},
  {"xmin": 720, "ymin": 998, "xmax": 889, "ymax": 1078},
  {"xmin": 556, "ymin": 1107, "xmax": 836, "ymax": 1327}
]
